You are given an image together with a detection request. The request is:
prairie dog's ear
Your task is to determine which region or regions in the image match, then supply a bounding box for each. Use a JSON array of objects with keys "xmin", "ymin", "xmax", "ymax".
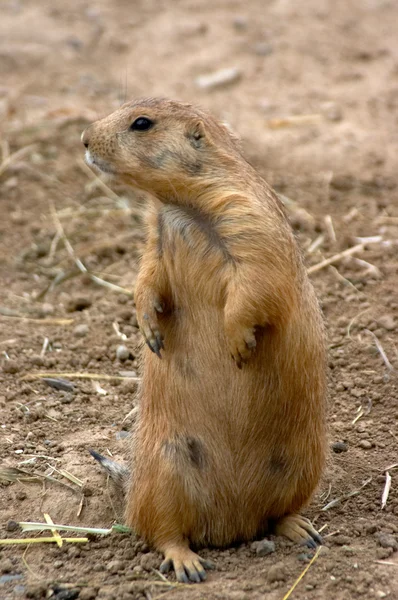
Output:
[
  {"xmin": 221, "ymin": 120, "xmax": 242, "ymax": 150},
  {"xmin": 188, "ymin": 120, "xmax": 206, "ymax": 147}
]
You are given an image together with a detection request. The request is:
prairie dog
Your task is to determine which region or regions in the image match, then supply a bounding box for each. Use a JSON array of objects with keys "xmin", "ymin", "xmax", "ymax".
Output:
[{"xmin": 82, "ymin": 98, "xmax": 327, "ymax": 583}]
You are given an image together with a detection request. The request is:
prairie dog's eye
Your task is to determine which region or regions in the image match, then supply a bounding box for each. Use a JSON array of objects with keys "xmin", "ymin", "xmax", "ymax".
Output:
[{"xmin": 130, "ymin": 117, "xmax": 154, "ymax": 131}]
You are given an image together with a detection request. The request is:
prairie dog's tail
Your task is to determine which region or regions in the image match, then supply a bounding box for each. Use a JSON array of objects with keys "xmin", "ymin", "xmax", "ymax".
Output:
[{"xmin": 89, "ymin": 449, "xmax": 130, "ymax": 493}]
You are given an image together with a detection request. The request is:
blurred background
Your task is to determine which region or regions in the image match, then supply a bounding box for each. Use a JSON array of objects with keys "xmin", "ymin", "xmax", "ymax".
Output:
[{"xmin": 1, "ymin": 1, "xmax": 398, "ymax": 599}]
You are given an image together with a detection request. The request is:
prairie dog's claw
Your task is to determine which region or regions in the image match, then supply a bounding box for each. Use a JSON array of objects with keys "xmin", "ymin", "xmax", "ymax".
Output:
[
  {"xmin": 140, "ymin": 310, "xmax": 164, "ymax": 358},
  {"xmin": 160, "ymin": 548, "xmax": 211, "ymax": 583},
  {"xmin": 228, "ymin": 326, "xmax": 257, "ymax": 367}
]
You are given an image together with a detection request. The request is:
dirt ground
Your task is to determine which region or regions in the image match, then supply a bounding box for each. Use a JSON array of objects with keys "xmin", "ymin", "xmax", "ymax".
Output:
[{"xmin": 1, "ymin": 0, "xmax": 398, "ymax": 598}]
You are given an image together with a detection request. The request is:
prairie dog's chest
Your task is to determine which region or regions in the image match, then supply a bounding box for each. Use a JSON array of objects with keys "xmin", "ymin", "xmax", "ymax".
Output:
[{"xmin": 155, "ymin": 203, "xmax": 230, "ymax": 302}]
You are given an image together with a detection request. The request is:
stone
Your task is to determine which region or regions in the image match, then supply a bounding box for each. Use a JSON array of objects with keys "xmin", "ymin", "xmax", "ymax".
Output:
[
  {"xmin": 2, "ymin": 359, "xmax": 20, "ymax": 374},
  {"xmin": 332, "ymin": 441, "xmax": 348, "ymax": 453},
  {"xmin": 107, "ymin": 559, "xmax": 125, "ymax": 574},
  {"xmin": 0, "ymin": 558, "xmax": 14, "ymax": 574},
  {"xmin": 376, "ymin": 547, "xmax": 393, "ymax": 560},
  {"xmin": 53, "ymin": 560, "xmax": 64, "ymax": 568},
  {"xmin": 377, "ymin": 533, "xmax": 398, "ymax": 551},
  {"xmin": 252, "ymin": 539, "xmax": 276, "ymax": 556},
  {"xmin": 321, "ymin": 101, "xmax": 343, "ymax": 122},
  {"xmin": 73, "ymin": 323, "xmax": 89, "ymax": 337},
  {"xmin": 253, "ymin": 43, "xmax": 273, "ymax": 56},
  {"xmin": 267, "ymin": 562, "xmax": 287, "ymax": 582},
  {"xmin": 140, "ymin": 552, "xmax": 159, "ymax": 571},
  {"xmin": 5, "ymin": 520, "xmax": 19, "ymax": 532},
  {"xmin": 377, "ymin": 315, "xmax": 396, "ymax": 331},
  {"xmin": 116, "ymin": 345, "xmax": 130, "ymax": 361},
  {"xmin": 358, "ymin": 440, "xmax": 372, "ymax": 449}
]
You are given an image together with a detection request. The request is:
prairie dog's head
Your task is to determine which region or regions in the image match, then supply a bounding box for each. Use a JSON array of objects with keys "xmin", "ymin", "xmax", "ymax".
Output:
[{"xmin": 81, "ymin": 97, "xmax": 242, "ymax": 196}]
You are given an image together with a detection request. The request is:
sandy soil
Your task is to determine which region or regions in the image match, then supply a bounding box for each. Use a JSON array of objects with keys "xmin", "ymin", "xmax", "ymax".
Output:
[{"xmin": 1, "ymin": 1, "xmax": 398, "ymax": 599}]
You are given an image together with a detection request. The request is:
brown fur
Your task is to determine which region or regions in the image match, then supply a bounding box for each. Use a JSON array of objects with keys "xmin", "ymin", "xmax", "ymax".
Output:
[{"xmin": 82, "ymin": 98, "xmax": 327, "ymax": 582}]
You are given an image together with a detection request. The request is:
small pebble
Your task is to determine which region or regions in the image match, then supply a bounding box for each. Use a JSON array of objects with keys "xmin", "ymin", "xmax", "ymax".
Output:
[
  {"xmin": 376, "ymin": 547, "xmax": 393, "ymax": 560},
  {"xmin": 140, "ymin": 552, "xmax": 159, "ymax": 571},
  {"xmin": 321, "ymin": 101, "xmax": 343, "ymax": 122},
  {"xmin": 40, "ymin": 302, "xmax": 55, "ymax": 316},
  {"xmin": 297, "ymin": 553, "xmax": 311, "ymax": 562},
  {"xmin": 54, "ymin": 560, "xmax": 64, "ymax": 568},
  {"xmin": 358, "ymin": 440, "xmax": 372, "ymax": 450},
  {"xmin": 253, "ymin": 42, "xmax": 273, "ymax": 56},
  {"xmin": 267, "ymin": 562, "xmax": 286, "ymax": 583},
  {"xmin": 350, "ymin": 388, "xmax": 365, "ymax": 398},
  {"xmin": 42, "ymin": 377, "xmax": 75, "ymax": 393},
  {"xmin": 107, "ymin": 559, "xmax": 124, "ymax": 574},
  {"xmin": 73, "ymin": 323, "xmax": 89, "ymax": 337},
  {"xmin": 377, "ymin": 315, "xmax": 395, "ymax": 331},
  {"xmin": 332, "ymin": 441, "xmax": 348, "ymax": 453},
  {"xmin": 25, "ymin": 583, "xmax": 48, "ymax": 598},
  {"xmin": 332, "ymin": 535, "xmax": 351, "ymax": 546},
  {"xmin": 2, "ymin": 359, "xmax": 20, "ymax": 374},
  {"xmin": 116, "ymin": 430, "xmax": 130, "ymax": 440},
  {"xmin": 251, "ymin": 539, "xmax": 275, "ymax": 556},
  {"xmin": 232, "ymin": 16, "xmax": 248, "ymax": 30},
  {"xmin": 116, "ymin": 345, "xmax": 130, "ymax": 361},
  {"xmin": 377, "ymin": 533, "xmax": 398, "ymax": 551},
  {"xmin": 366, "ymin": 523, "xmax": 378, "ymax": 534},
  {"xmin": 5, "ymin": 520, "xmax": 19, "ymax": 532},
  {"xmin": 0, "ymin": 558, "xmax": 14, "ymax": 574}
]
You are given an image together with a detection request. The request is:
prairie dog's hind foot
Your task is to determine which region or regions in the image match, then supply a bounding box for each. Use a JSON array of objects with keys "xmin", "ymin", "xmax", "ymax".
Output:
[
  {"xmin": 274, "ymin": 514, "xmax": 323, "ymax": 549},
  {"xmin": 160, "ymin": 544, "xmax": 215, "ymax": 583}
]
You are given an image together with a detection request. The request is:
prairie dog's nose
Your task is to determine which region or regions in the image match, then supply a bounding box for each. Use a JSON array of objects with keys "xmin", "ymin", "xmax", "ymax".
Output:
[{"xmin": 81, "ymin": 127, "xmax": 91, "ymax": 149}]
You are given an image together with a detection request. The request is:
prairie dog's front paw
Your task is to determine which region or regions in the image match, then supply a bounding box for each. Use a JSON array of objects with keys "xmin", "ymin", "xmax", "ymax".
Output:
[
  {"xmin": 225, "ymin": 324, "xmax": 256, "ymax": 368},
  {"xmin": 136, "ymin": 294, "xmax": 165, "ymax": 358}
]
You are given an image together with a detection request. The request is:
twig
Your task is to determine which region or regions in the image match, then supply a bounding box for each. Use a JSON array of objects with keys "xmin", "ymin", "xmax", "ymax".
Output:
[
  {"xmin": 0, "ymin": 538, "xmax": 88, "ymax": 545},
  {"xmin": 307, "ymin": 243, "xmax": 365, "ymax": 275},
  {"xmin": 0, "ymin": 144, "xmax": 37, "ymax": 177},
  {"xmin": 0, "ymin": 314, "xmax": 73, "ymax": 325},
  {"xmin": 354, "ymin": 235, "xmax": 383, "ymax": 244},
  {"xmin": 381, "ymin": 471, "xmax": 391, "ymax": 510},
  {"xmin": 354, "ymin": 258, "xmax": 381, "ymax": 278},
  {"xmin": 364, "ymin": 329, "xmax": 394, "ymax": 370},
  {"xmin": 266, "ymin": 114, "xmax": 322, "ymax": 129},
  {"xmin": 78, "ymin": 158, "xmax": 120, "ymax": 201},
  {"xmin": 384, "ymin": 463, "xmax": 398, "ymax": 471},
  {"xmin": 44, "ymin": 513, "xmax": 63, "ymax": 548},
  {"xmin": 22, "ymin": 371, "xmax": 140, "ymax": 382},
  {"xmin": 282, "ymin": 546, "xmax": 322, "ymax": 600},
  {"xmin": 329, "ymin": 266, "xmax": 360, "ymax": 293},
  {"xmin": 346, "ymin": 308, "xmax": 371, "ymax": 340},
  {"xmin": 151, "ymin": 569, "xmax": 170, "ymax": 583},
  {"xmin": 40, "ymin": 338, "xmax": 50, "ymax": 358},
  {"xmin": 324, "ymin": 215, "xmax": 336, "ymax": 243},
  {"xmin": 321, "ymin": 477, "xmax": 372, "ymax": 511},
  {"xmin": 307, "ymin": 235, "xmax": 325, "ymax": 254},
  {"xmin": 49, "ymin": 200, "xmax": 133, "ymax": 296}
]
